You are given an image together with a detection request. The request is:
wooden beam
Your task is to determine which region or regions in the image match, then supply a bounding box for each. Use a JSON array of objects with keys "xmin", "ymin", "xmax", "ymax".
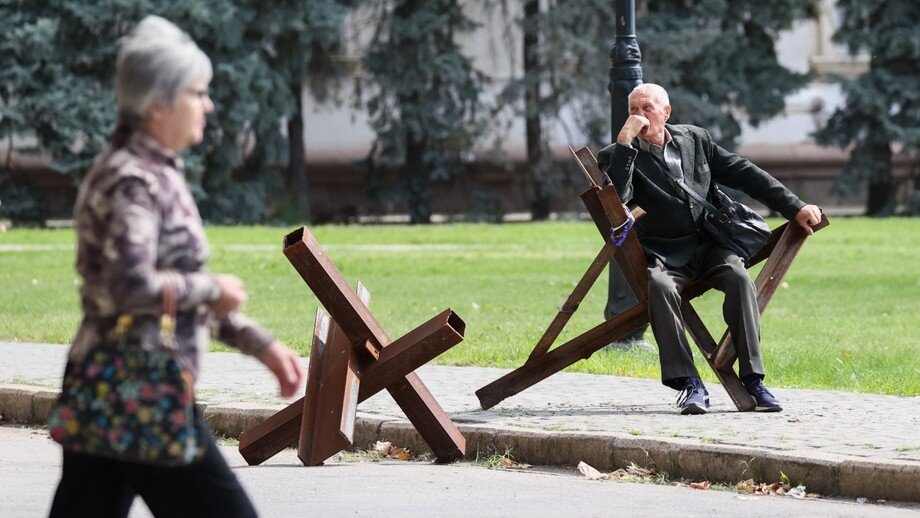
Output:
[
  {"xmin": 358, "ymin": 309, "xmax": 465, "ymax": 399},
  {"xmin": 239, "ymin": 281, "xmax": 466, "ymax": 465},
  {"xmin": 283, "ymin": 227, "xmax": 390, "ymax": 357},
  {"xmin": 388, "ymin": 373, "xmax": 466, "ymax": 462},
  {"xmin": 477, "ymin": 304, "xmax": 649, "ymax": 410},
  {"xmin": 297, "ymin": 292, "xmax": 364, "ymax": 465},
  {"xmin": 526, "ymin": 243, "xmax": 617, "ymax": 363}
]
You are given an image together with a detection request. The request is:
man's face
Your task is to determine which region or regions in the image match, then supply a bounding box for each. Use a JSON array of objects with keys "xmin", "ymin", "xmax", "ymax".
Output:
[{"xmin": 628, "ymin": 91, "xmax": 671, "ymax": 142}]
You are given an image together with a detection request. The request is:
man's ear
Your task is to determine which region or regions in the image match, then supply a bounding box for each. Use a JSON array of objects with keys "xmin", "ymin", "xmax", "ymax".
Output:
[{"xmin": 664, "ymin": 104, "xmax": 671, "ymax": 121}]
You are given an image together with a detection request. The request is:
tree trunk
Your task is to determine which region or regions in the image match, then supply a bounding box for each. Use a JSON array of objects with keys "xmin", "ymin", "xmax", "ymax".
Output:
[
  {"xmin": 404, "ymin": 129, "xmax": 431, "ymax": 224},
  {"xmin": 865, "ymin": 138, "xmax": 894, "ymax": 216},
  {"xmin": 524, "ymin": 0, "xmax": 551, "ymax": 220},
  {"xmin": 288, "ymin": 92, "xmax": 310, "ymax": 221}
]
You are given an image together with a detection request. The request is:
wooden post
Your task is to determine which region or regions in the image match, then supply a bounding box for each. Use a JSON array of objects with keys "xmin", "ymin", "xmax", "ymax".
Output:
[{"xmin": 239, "ymin": 228, "xmax": 466, "ymax": 466}]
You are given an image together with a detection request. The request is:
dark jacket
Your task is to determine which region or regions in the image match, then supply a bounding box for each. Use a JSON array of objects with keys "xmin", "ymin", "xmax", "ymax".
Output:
[{"xmin": 597, "ymin": 123, "xmax": 805, "ymax": 268}]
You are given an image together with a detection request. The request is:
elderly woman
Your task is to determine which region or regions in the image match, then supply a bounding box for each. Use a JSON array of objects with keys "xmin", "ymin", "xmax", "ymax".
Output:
[{"xmin": 49, "ymin": 16, "xmax": 304, "ymax": 517}]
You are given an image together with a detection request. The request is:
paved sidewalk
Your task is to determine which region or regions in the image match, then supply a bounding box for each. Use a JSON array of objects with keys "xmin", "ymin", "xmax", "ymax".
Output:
[{"xmin": 2, "ymin": 342, "xmax": 919, "ymax": 502}]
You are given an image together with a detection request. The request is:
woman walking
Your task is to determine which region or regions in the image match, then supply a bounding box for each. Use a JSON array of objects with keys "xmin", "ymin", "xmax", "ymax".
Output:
[{"xmin": 49, "ymin": 16, "xmax": 304, "ymax": 517}]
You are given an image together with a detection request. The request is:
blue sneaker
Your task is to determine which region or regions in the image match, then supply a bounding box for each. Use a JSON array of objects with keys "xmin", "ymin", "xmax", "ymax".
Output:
[
  {"xmin": 743, "ymin": 377, "xmax": 783, "ymax": 412},
  {"xmin": 676, "ymin": 377, "xmax": 710, "ymax": 415}
]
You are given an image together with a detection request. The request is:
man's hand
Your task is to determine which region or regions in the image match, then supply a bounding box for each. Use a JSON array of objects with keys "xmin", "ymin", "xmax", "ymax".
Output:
[
  {"xmin": 794, "ymin": 204, "xmax": 823, "ymax": 235},
  {"xmin": 617, "ymin": 115, "xmax": 650, "ymax": 145},
  {"xmin": 211, "ymin": 274, "xmax": 248, "ymax": 318},
  {"xmin": 259, "ymin": 341, "xmax": 306, "ymax": 399}
]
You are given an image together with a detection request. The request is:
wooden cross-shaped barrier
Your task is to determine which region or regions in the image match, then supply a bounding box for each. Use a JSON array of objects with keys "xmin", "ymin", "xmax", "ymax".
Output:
[
  {"xmin": 239, "ymin": 227, "xmax": 467, "ymax": 466},
  {"xmin": 476, "ymin": 146, "xmax": 828, "ymax": 411}
]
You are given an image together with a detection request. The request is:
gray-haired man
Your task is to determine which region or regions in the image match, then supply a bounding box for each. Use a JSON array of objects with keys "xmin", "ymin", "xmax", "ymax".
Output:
[{"xmin": 598, "ymin": 84, "xmax": 822, "ymax": 415}]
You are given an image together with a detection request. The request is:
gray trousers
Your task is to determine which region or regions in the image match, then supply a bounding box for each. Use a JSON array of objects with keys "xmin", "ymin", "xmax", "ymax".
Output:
[{"xmin": 647, "ymin": 244, "xmax": 764, "ymax": 389}]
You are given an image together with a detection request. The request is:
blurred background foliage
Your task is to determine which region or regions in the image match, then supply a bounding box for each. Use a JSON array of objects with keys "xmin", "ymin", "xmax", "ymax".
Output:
[{"xmin": 1, "ymin": 0, "xmax": 916, "ymax": 224}]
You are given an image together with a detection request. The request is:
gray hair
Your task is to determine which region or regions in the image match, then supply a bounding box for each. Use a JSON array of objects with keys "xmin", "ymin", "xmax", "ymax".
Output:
[
  {"xmin": 628, "ymin": 83, "xmax": 670, "ymax": 107},
  {"xmin": 115, "ymin": 16, "xmax": 212, "ymax": 126}
]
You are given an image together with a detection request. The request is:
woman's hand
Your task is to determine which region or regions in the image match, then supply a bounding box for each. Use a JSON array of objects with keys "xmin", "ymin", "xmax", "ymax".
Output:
[
  {"xmin": 211, "ymin": 274, "xmax": 248, "ymax": 318},
  {"xmin": 259, "ymin": 341, "xmax": 306, "ymax": 398}
]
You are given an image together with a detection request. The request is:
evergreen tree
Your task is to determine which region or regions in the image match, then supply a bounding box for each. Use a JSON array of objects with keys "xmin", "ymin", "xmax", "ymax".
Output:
[
  {"xmin": 0, "ymin": 1, "xmax": 122, "ymax": 222},
  {"xmin": 0, "ymin": 1, "xmax": 352, "ymax": 223},
  {"xmin": 637, "ymin": 0, "xmax": 819, "ymax": 148},
  {"xmin": 357, "ymin": 0, "xmax": 487, "ymax": 224},
  {"xmin": 813, "ymin": 0, "xmax": 920, "ymax": 215},
  {"xmin": 493, "ymin": 0, "xmax": 816, "ymax": 219},
  {"xmin": 495, "ymin": 0, "xmax": 611, "ymax": 220}
]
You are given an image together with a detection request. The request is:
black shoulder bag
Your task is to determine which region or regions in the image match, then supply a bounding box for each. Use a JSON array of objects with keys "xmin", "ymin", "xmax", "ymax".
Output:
[{"xmin": 667, "ymin": 172, "xmax": 771, "ymax": 267}]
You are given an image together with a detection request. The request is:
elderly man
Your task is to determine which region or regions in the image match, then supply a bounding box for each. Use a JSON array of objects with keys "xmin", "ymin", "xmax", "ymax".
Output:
[{"xmin": 598, "ymin": 84, "xmax": 822, "ymax": 415}]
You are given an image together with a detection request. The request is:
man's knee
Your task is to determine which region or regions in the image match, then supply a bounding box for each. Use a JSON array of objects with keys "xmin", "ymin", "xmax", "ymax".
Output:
[{"xmin": 647, "ymin": 271, "xmax": 680, "ymax": 299}]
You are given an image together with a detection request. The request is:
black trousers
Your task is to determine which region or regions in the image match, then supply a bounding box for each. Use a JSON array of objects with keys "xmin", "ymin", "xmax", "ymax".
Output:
[
  {"xmin": 49, "ymin": 420, "xmax": 257, "ymax": 518},
  {"xmin": 647, "ymin": 243, "xmax": 764, "ymax": 390}
]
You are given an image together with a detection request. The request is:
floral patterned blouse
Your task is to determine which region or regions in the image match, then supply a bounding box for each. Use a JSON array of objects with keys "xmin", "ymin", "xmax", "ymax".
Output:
[{"xmin": 69, "ymin": 131, "xmax": 272, "ymax": 378}]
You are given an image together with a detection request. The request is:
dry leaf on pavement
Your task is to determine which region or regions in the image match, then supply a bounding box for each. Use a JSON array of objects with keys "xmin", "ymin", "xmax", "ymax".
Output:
[
  {"xmin": 736, "ymin": 479, "xmax": 757, "ymax": 493},
  {"xmin": 388, "ymin": 447, "xmax": 414, "ymax": 461},
  {"xmin": 609, "ymin": 469, "xmax": 631, "ymax": 480},
  {"xmin": 498, "ymin": 457, "xmax": 531, "ymax": 469},
  {"xmin": 369, "ymin": 441, "xmax": 414, "ymax": 461},
  {"xmin": 625, "ymin": 462, "xmax": 655, "ymax": 477},
  {"xmin": 577, "ymin": 461, "xmax": 609, "ymax": 480},
  {"xmin": 372, "ymin": 441, "xmax": 392, "ymax": 456},
  {"xmin": 689, "ymin": 481, "xmax": 711, "ymax": 490}
]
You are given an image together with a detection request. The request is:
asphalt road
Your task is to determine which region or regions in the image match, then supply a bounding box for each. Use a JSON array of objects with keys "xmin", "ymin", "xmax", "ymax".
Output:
[{"xmin": 2, "ymin": 425, "xmax": 917, "ymax": 518}]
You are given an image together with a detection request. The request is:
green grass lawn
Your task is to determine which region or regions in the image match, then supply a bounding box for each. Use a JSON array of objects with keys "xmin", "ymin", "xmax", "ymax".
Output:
[{"xmin": 1, "ymin": 218, "xmax": 918, "ymax": 396}]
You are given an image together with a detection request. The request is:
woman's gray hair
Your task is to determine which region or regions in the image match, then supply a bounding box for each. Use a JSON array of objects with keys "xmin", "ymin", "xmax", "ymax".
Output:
[
  {"xmin": 628, "ymin": 83, "xmax": 670, "ymax": 107},
  {"xmin": 115, "ymin": 15, "xmax": 212, "ymax": 125}
]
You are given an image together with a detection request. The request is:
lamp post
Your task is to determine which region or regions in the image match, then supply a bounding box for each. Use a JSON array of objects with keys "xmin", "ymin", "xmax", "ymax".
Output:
[
  {"xmin": 604, "ymin": 0, "xmax": 648, "ymax": 345},
  {"xmin": 609, "ymin": 0, "xmax": 643, "ymax": 137}
]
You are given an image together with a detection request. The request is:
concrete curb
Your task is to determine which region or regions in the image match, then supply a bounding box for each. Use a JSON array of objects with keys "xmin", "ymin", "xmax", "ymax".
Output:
[{"xmin": 3, "ymin": 384, "xmax": 918, "ymax": 503}]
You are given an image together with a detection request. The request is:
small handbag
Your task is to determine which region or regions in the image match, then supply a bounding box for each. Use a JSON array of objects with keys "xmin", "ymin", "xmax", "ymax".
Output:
[{"xmin": 48, "ymin": 273, "xmax": 206, "ymax": 466}]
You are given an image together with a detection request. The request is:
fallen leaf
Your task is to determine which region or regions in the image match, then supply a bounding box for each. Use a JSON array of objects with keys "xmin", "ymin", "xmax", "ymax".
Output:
[
  {"xmin": 388, "ymin": 447, "xmax": 414, "ymax": 461},
  {"xmin": 577, "ymin": 461, "xmax": 609, "ymax": 480},
  {"xmin": 766, "ymin": 482, "xmax": 786, "ymax": 494},
  {"xmin": 498, "ymin": 457, "xmax": 531, "ymax": 469},
  {"xmin": 625, "ymin": 462, "xmax": 654, "ymax": 477},
  {"xmin": 372, "ymin": 441, "xmax": 392, "ymax": 456},
  {"xmin": 736, "ymin": 479, "xmax": 757, "ymax": 493},
  {"xmin": 608, "ymin": 469, "xmax": 630, "ymax": 480},
  {"xmin": 690, "ymin": 481, "xmax": 711, "ymax": 490}
]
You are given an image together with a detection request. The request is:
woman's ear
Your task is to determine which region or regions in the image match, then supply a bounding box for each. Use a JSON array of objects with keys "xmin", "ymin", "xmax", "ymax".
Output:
[{"xmin": 146, "ymin": 101, "xmax": 166, "ymax": 122}]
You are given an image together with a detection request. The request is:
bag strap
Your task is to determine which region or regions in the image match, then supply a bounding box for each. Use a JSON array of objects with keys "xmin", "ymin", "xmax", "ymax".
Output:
[
  {"xmin": 645, "ymin": 155, "xmax": 724, "ymax": 216},
  {"xmin": 159, "ymin": 272, "xmax": 178, "ymax": 346}
]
